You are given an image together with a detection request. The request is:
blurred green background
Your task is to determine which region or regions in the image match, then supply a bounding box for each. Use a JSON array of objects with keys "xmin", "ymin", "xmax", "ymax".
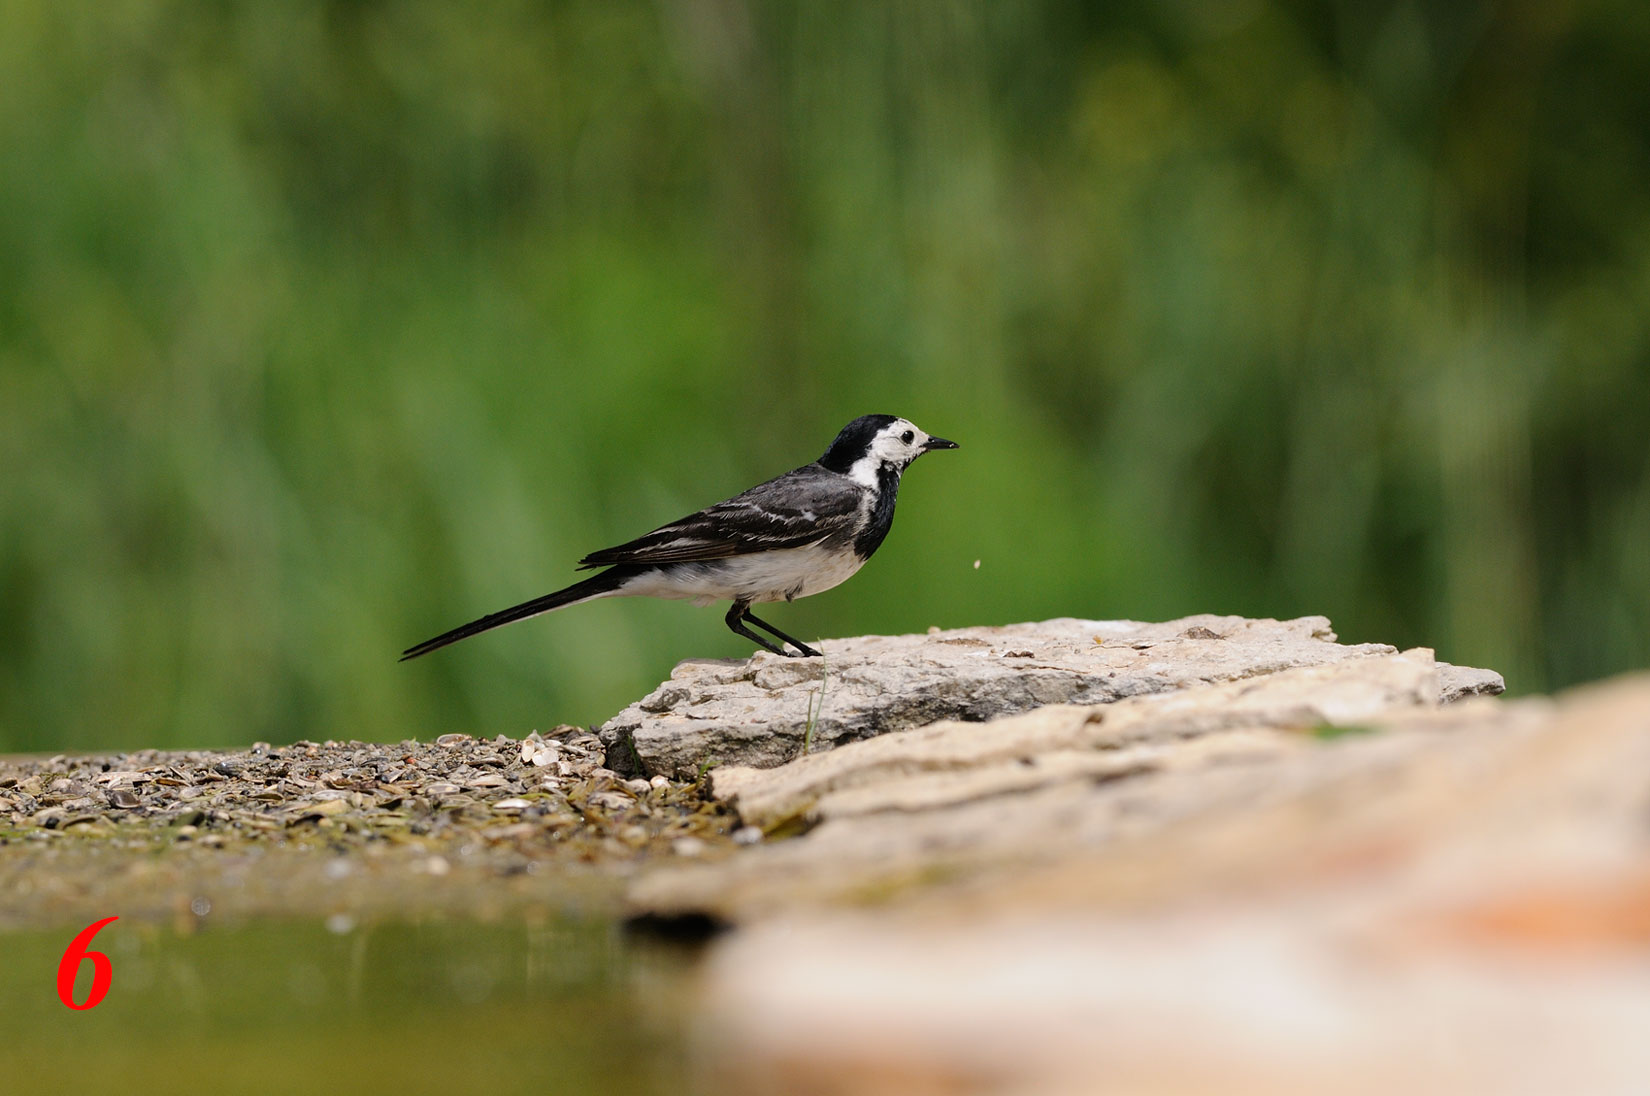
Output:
[{"xmin": 3, "ymin": 1, "xmax": 1648, "ymax": 753}]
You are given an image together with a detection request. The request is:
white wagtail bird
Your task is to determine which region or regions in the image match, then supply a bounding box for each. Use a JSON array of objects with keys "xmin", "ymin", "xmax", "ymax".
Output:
[{"xmin": 401, "ymin": 414, "xmax": 958, "ymax": 662}]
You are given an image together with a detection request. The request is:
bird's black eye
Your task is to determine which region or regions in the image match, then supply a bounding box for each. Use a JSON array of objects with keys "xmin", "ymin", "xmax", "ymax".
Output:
[{"xmin": 901, "ymin": 430, "xmax": 914, "ymax": 444}]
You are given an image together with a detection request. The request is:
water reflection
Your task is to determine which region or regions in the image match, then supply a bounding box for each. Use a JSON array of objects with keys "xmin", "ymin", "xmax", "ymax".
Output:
[{"xmin": 0, "ymin": 916, "xmax": 692, "ymax": 1096}]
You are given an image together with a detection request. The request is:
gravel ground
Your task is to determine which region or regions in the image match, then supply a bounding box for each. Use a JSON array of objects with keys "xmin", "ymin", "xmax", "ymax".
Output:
[{"xmin": 0, "ymin": 726, "xmax": 745, "ymax": 930}]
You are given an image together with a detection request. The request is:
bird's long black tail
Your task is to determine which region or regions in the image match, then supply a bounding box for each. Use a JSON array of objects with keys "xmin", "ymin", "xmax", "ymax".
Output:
[{"xmin": 400, "ymin": 567, "xmax": 635, "ymax": 661}]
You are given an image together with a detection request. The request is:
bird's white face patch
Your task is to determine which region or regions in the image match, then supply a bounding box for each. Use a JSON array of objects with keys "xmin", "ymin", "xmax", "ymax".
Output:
[{"xmin": 846, "ymin": 418, "xmax": 933, "ymax": 487}]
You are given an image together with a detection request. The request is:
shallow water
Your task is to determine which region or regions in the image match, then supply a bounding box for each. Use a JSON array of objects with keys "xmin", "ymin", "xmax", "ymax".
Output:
[{"xmin": 0, "ymin": 915, "xmax": 694, "ymax": 1095}]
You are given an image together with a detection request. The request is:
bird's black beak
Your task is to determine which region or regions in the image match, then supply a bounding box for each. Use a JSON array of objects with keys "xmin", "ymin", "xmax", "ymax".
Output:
[{"xmin": 923, "ymin": 436, "xmax": 959, "ymax": 451}]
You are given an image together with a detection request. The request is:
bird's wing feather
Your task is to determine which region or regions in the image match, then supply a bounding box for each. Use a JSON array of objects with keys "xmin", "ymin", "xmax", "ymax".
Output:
[{"xmin": 577, "ymin": 466, "xmax": 861, "ymax": 568}]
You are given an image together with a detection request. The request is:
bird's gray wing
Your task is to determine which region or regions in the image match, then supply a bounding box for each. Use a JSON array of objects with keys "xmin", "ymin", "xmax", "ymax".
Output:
[{"xmin": 576, "ymin": 466, "xmax": 861, "ymax": 568}]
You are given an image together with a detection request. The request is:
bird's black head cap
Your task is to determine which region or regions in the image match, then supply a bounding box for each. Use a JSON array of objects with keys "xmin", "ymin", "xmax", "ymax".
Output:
[{"xmin": 819, "ymin": 414, "xmax": 900, "ymax": 473}]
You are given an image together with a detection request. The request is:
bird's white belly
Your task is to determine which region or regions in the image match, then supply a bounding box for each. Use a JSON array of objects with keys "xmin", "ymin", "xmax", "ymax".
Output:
[{"xmin": 617, "ymin": 545, "xmax": 866, "ymax": 606}]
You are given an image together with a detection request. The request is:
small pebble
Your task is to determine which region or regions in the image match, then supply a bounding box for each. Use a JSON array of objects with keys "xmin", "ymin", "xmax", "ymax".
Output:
[
  {"xmin": 622, "ymin": 778, "xmax": 652, "ymax": 796},
  {"xmin": 731, "ymin": 825, "xmax": 763, "ymax": 846},
  {"xmin": 586, "ymin": 791, "xmax": 634, "ymax": 812},
  {"xmin": 492, "ymin": 798, "xmax": 532, "ymax": 812},
  {"xmin": 649, "ymin": 775, "xmax": 669, "ymax": 790}
]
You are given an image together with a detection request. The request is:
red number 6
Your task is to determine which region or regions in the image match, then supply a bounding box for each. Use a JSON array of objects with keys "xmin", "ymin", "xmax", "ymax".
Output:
[{"xmin": 58, "ymin": 916, "xmax": 119, "ymax": 1010}]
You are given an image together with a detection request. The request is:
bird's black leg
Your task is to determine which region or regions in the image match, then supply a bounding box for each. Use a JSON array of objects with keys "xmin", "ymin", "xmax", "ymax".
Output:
[
  {"xmin": 725, "ymin": 601, "xmax": 790, "ymax": 657},
  {"xmin": 743, "ymin": 611, "xmax": 822, "ymax": 658}
]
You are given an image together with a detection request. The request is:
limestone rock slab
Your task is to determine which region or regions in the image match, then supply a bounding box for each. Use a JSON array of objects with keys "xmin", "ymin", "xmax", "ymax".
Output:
[
  {"xmin": 601, "ymin": 614, "xmax": 1498, "ymax": 777},
  {"xmin": 627, "ymin": 648, "xmax": 1485, "ymax": 921}
]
